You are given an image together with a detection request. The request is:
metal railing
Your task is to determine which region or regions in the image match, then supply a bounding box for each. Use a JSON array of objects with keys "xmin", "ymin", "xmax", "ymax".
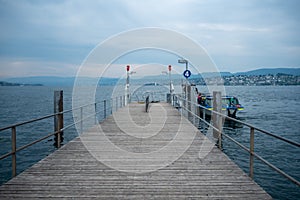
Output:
[
  {"xmin": 173, "ymin": 94, "xmax": 300, "ymax": 187},
  {"xmin": 0, "ymin": 93, "xmax": 127, "ymax": 178}
]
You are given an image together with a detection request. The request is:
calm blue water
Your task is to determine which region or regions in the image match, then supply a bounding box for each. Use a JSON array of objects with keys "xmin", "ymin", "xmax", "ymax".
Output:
[
  {"xmin": 0, "ymin": 86, "xmax": 116, "ymax": 185},
  {"xmin": 0, "ymin": 85, "xmax": 299, "ymax": 199}
]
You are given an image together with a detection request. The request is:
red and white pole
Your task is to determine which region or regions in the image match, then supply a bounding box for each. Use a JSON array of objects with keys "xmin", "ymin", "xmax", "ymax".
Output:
[
  {"xmin": 125, "ymin": 65, "xmax": 130, "ymax": 105},
  {"xmin": 168, "ymin": 65, "xmax": 174, "ymax": 104}
]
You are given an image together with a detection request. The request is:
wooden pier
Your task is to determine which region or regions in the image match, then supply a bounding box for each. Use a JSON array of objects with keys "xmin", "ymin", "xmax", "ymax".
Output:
[{"xmin": 0, "ymin": 103, "xmax": 271, "ymax": 199}]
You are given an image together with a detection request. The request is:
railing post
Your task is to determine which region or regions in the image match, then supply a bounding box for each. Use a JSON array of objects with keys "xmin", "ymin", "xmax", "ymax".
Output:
[
  {"xmin": 120, "ymin": 96, "xmax": 122, "ymax": 108},
  {"xmin": 80, "ymin": 107, "xmax": 83, "ymax": 134},
  {"xmin": 111, "ymin": 98, "xmax": 113, "ymax": 114},
  {"xmin": 11, "ymin": 126, "xmax": 16, "ymax": 177},
  {"xmin": 183, "ymin": 97, "xmax": 187, "ymax": 116},
  {"xmin": 54, "ymin": 90, "xmax": 63, "ymax": 148},
  {"xmin": 193, "ymin": 102, "xmax": 199, "ymax": 126},
  {"xmin": 94, "ymin": 103, "xmax": 97, "ymax": 124},
  {"xmin": 172, "ymin": 94, "xmax": 174, "ymax": 107},
  {"xmin": 213, "ymin": 91, "xmax": 222, "ymax": 149},
  {"xmin": 103, "ymin": 100, "xmax": 106, "ymax": 119},
  {"xmin": 57, "ymin": 112, "xmax": 63, "ymax": 148},
  {"xmin": 116, "ymin": 97, "xmax": 118, "ymax": 111},
  {"xmin": 250, "ymin": 127, "xmax": 255, "ymax": 178},
  {"xmin": 187, "ymin": 85, "xmax": 192, "ymax": 120}
]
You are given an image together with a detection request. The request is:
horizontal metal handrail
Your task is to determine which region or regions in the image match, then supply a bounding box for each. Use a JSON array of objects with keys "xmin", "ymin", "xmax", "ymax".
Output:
[
  {"xmin": 174, "ymin": 94, "xmax": 300, "ymax": 187},
  {"xmin": 0, "ymin": 100, "xmax": 107, "ymax": 132},
  {"xmin": 0, "ymin": 130, "xmax": 60, "ymax": 160},
  {"xmin": 0, "ymin": 94, "xmax": 126, "ymax": 180},
  {"xmin": 176, "ymin": 95, "xmax": 300, "ymax": 148},
  {"xmin": 64, "ymin": 105, "xmax": 112, "ymax": 131},
  {"xmin": 0, "ymin": 113, "xmax": 57, "ymax": 132},
  {"xmin": 64, "ymin": 100, "xmax": 106, "ymax": 114}
]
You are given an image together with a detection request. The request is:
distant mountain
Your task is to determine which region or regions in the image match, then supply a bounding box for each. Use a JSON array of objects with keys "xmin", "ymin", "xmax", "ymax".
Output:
[
  {"xmin": 1, "ymin": 68, "xmax": 299, "ymax": 86},
  {"xmin": 0, "ymin": 81, "xmax": 43, "ymax": 86},
  {"xmin": 3, "ymin": 76, "xmax": 75, "ymax": 86},
  {"xmin": 1, "ymin": 76, "xmax": 118, "ymax": 86},
  {"xmin": 234, "ymin": 68, "xmax": 300, "ymax": 76},
  {"xmin": 200, "ymin": 72, "xmax": 233, "ymax": 78},
  {"xmin": 131, "ymin": 71, "xmax": 232, "ymax": 80}
]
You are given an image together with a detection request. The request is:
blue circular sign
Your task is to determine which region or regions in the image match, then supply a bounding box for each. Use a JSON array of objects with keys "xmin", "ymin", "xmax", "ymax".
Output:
[{"xmin": 183, "ymin": 70, "xmax": 191, "ymax": 78}]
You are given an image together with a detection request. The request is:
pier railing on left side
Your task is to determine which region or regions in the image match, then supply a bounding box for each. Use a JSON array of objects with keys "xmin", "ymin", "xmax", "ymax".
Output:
[{"xmin": 0, "ymin": 91, "xmax": 127, "ymax": 179}]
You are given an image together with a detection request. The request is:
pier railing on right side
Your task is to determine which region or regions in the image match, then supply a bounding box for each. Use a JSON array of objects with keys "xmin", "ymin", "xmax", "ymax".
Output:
[{"xmin": 172, "ymin": 93, "xmax": 300, "ymax": 187}]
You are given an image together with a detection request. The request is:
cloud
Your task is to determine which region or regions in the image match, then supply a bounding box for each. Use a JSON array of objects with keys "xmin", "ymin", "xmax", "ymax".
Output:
[
  {"xmin": 0, "ymin": 0, "xmax": 299, "ymax": 77},
  {"xmin": 0, "ymin": 58, "xmax": 78, "ymax": 77},
  {"xmin": 195, "ymin": 23, "xmax": 270, "ymax": 32}
]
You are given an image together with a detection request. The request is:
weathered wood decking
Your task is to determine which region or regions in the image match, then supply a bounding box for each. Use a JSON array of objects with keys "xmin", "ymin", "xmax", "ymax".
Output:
[{"xmin": 0, "ymin": 103, "xmax": 272, "ymax": 199}]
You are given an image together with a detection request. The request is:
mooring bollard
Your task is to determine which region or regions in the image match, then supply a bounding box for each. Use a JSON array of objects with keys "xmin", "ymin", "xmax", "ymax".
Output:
[{"xmin": 54, "ymin": 90, "xmax": 64, "ymax": 148}]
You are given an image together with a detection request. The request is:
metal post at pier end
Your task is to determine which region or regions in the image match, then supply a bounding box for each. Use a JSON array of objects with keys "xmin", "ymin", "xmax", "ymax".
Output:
[
  {"xmin": 80, "ymin": 107, "xmax": 83, "ymax": 134},
  {"xmin": 145, "ymin": 96, "xmax": 150, "ymax": 112},
  {"xmin": 11, "ymin": 126, "xmax": 16, "ymax": 177},
  {"xmin": 213, "ymin": 91, "xmax": 222, "ymax": 149},
  {"xmin": 54, "ymin": 90, "xmax": 64, "ymax": 148},
  {"xmin": 104, "ymin": 100, "xmax": 107, "ymax": 119},
  {"xmin": 250, "ymin": 127, "xmax": 255, "ymax": 178}
]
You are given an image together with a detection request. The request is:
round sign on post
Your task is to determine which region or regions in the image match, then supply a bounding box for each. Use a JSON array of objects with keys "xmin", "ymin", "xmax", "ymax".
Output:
[{"xmin": 183, "ymin": 69, "xmax": 191, "ymax": 78}]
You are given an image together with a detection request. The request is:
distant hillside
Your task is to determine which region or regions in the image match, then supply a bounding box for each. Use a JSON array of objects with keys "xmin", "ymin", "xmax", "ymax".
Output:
[
  {"xmin": 132, "ymin": 72, "xmax": 232, "ymax": 80},
  {"xmin": 0, "ymin": 81, "xmax": 42, "ymax": 86},
  {"xmin": 1, "ymin": 76, "xmax": 118, "ymax": 86},
  {"xmin": 235, "ymin": 68, "xmax": 300, "ymax": 76},
  {"xmin": 201, "ymin": 72, "xmax": 233, "ymax": 78},
  {"xmin": 1, "ymin": 68, "xmax": 299, "ymax": 86}
]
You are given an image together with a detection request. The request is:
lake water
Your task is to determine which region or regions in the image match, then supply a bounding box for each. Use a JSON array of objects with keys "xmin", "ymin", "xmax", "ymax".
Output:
[
  {"xmin": 197, "ymin": 86, "xmax": 300, "ymax": 200},
  {"xmin": 0, "ymin": 85, "xmax": 299, "ymax": 199}
]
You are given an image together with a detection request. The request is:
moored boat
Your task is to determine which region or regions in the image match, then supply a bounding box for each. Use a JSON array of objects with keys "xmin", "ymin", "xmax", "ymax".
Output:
[{"xmin": 198, "ymin": 95, "xmax": 244, "ymax": 118}]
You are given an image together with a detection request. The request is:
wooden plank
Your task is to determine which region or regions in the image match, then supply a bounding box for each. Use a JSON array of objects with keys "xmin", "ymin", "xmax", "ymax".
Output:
[{"xmin": 0, "ymin": 103, "xmax": 272, "ymax": 199}]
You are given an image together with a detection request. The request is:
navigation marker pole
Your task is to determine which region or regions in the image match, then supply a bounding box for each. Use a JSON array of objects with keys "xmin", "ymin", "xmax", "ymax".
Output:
[
  {"xmin": 125, "ymin": 65, "xmax": 130, "ymax": 106},
  {"xmin": 178, "ymin": 59, "xmax": 191, "ymax": 117},
  {"xmin": 168, "ymin": 65, "xmax": 174, "ymax": 105}
]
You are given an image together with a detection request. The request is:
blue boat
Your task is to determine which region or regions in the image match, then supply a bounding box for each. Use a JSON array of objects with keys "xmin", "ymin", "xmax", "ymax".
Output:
[{"xmin": 198, "ymin": 95, "xmax": 244, "ymax": 118}]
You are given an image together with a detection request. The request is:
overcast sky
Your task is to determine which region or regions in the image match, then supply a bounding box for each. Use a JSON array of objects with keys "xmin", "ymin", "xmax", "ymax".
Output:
[{"xmin": 0, "ymin": 0, "xmax": 299, "ymax": 77}]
